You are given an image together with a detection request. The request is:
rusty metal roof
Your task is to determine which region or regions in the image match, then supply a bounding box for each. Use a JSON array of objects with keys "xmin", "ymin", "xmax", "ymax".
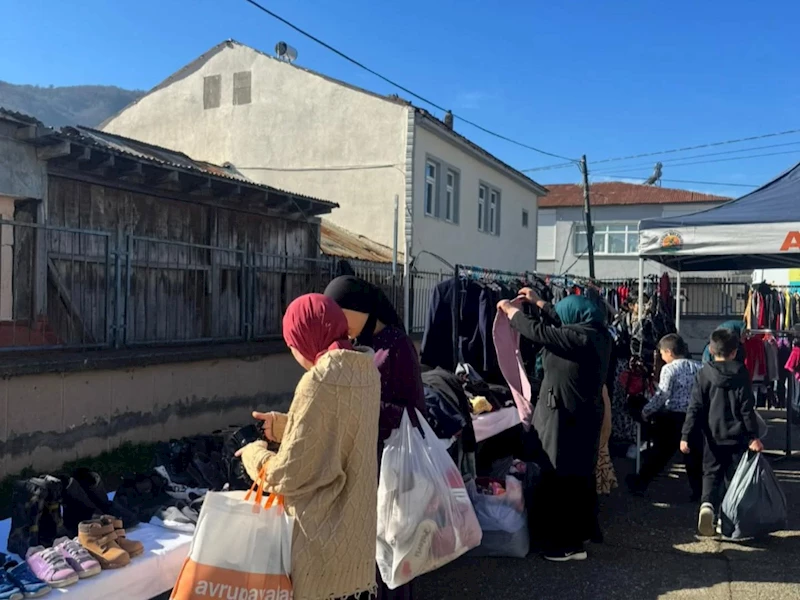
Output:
[
  {"xmin": 56, "ymin": 125, "xmax": 338, "ymax": 215},
  {"xmin": 320, "ymin": 220, "xmax": 402, "ymax": 263}
]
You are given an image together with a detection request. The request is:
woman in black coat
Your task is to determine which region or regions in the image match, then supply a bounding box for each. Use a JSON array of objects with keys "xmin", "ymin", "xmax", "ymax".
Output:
[{"xmin": 497, "ymin": 289, "xmax": 612, "ymax": 562}]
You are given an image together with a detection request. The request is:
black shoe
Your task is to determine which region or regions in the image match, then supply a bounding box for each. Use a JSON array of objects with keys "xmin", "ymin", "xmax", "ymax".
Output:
[
  {"xmin": 59, "ymin": 475, "xmax": 102, "ymax": 536},
  {"xmin": 543, "ymin": 547, "xmax": 588, "ymax": 562},
  {"xmin": 191, "ymin": 453, "xmax": 226, "ymax": 490},
  {"xmin": 6, "ymin": 477, "xmax": 48, "ymax": 557},
  {"xmin": 114, "ymin": 473, "xmax": 172, "ymax": 523},
  {"xmin": 72, "ymin": 468, "xmax": 140, "ymax": 530}
]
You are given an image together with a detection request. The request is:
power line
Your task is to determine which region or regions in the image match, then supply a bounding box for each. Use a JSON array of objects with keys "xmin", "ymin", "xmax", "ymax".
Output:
[
  {"xmin": 242, "ymin": 0, "xmax": 575, "ymax": 162},
  {"xmin": 590, "ymin": 140, "xmax": 800, "ymax": 175},
  {"xmin": 523, "ymin": 127, "xmax": 800, "ymax": 172},
  {"xmin": 601, "ymin": 176, "xmax": 759, "ymax": 188},
  {"xmin": 594, "ymin": 148, "xmax": 800, "ymax": 175}
]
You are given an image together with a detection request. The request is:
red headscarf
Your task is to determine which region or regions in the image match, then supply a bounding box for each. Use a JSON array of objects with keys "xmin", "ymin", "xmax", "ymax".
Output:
[{"xmin": 282, "ymin": 293, "xmax": 354, "ymax": 364}]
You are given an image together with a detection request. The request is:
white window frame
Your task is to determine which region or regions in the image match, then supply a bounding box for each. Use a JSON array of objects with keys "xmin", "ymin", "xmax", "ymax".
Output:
[
  {"xmin": 445, "ymin": 169, "xmax": 457, "ymax": 223},
  {"xmin": 573, "ymin": 222, "xmax": 639, "ymax": 256},
  {"xmin": 424, "ymin": 160, "xmax": 438, "ymax": 217},
  {"xmin": 478, "ymin": 185, "xmax": 487, "ymax": 232},
  {"xmin": 522, "ymin": 208, "xmax": 529, "ymax": 228},
  {"xmin": 488, "ymin": 189, "xmax": 499, "ymax": 235}
]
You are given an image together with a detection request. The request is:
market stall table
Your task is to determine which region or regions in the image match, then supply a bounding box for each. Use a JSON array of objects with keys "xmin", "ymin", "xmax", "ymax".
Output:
[
  {"xmin": 472, "ymin": 406, "xmax": 521, "ymax": 443},
  {"xmin": 0, "ymin": 518, "xmax": 191, "ymax": 599}
]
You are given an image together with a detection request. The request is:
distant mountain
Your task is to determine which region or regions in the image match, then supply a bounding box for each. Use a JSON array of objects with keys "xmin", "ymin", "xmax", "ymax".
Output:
[{"xmin": 0, "ymin": 80, "xmax": 144, "ymax": 128}]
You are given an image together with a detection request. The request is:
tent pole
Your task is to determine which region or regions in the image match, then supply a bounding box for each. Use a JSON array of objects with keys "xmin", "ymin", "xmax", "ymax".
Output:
[
  {"xmin": 675, "ymin": 270, "xmax": 682, "ymax": 331},
  {"xmin": 636, "ymin": 258, "xmax": 645, "ymax": 474}
]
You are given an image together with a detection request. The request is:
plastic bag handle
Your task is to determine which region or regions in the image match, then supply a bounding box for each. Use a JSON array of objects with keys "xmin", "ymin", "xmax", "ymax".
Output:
[{"xmin": 244, "ymin": 466, "xmax": 285, "ymax": 509}]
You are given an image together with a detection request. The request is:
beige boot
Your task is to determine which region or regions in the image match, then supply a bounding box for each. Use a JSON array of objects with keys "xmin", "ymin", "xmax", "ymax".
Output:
[
  {"xmin": 102, "ymin": 515, "xmax": 144, "ymax": 558},
  {"xmin": 78, "ymin": 520, "xmax": 130, "ymax": 569}
]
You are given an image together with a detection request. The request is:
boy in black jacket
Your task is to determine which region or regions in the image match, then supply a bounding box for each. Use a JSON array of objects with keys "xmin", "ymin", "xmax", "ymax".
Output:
[{"xmin": 680, "ymin": 329, "xmax": 763, "ymax": 536}]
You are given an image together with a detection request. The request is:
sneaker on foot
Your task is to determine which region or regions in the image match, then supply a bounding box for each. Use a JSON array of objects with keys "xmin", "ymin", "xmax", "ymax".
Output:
[
  {"xmin": 5, "ymin": 560, "xmax": 51, "ymax": 598},
  {"xmin": 698, "ymin": 503, "xmax": 716, "ymax": 537},
  {"xmin": 0, "ymin": 568, "xmax": 24, "ymax": 600},
  {"xmin": 24, "ymin": 547, "xmax": 79, "ymax": 588},
  {"xmin": 543, "ymin": 548, "xmax": 588, "ymax": 562},
  {"xmin": 53, "ymin": 536, "xmax": 102, "ymax": 579}
]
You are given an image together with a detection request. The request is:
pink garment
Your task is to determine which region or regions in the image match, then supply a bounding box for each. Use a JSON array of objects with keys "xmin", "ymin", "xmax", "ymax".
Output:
[
  {"xmin": 492, "ymin": 304, "xmax": 533, "ymax": 430},
  {"xmin": 785, "ymin": 347, "xmax": 800, "ymax": 382}
]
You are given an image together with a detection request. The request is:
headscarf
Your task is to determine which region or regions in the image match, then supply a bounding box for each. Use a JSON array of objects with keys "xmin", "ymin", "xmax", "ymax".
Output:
[
  {"xmin": 553, "ymin": 295, "xmax": 606, "ymax": 326},
  {"xmin": 323, "ymin": 275, "xmax": 404, "ymax": 344},
  {"xmin": 282, "ymin": 293, "xmax": 353, "ymax": 365},
  {"xmin": 702, "ymin": 319, "xmax": 746, "ymax": 363}
]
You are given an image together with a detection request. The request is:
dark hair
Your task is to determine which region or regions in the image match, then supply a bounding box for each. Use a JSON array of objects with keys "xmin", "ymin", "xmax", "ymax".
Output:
[
  {"xmin": 709, "ymin": 329, "xmax": 739, "ymax": 358},
  {"xmin": 658, "ymin": 333, "xmax": 688, "ymax": 357}
]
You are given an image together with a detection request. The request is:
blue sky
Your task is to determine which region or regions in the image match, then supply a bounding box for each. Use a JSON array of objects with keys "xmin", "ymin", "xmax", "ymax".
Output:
[{"xmin": 3, "ymin": 0, "xmax": 800, "ymax": 198}]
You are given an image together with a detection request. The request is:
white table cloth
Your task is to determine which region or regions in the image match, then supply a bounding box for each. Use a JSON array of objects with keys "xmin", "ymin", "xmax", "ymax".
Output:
[{"xmin": 471, "ymin": 406, "xmax": 521, "ymax": 442}]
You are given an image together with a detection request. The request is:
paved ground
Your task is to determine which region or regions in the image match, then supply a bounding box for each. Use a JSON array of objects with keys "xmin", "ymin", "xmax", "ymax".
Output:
[{"xmin": 416, "ymin": 411, "xmax": 800, "ymax": 600}]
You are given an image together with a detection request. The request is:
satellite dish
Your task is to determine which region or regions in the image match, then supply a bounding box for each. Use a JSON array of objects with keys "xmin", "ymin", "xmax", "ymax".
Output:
[{"xmin": 275, "ymin": 42, "xmax": 298, "ymax": 63}]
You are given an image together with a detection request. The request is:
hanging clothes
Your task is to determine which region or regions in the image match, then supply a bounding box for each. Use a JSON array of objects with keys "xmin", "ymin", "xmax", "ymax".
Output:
[
  {"xmin": 743, "ymin": 335, "xmax": 767, "ymax": 381},
  {"xmin": 493, "ymin": 301, "xmax": 534, "ymax": 429}
]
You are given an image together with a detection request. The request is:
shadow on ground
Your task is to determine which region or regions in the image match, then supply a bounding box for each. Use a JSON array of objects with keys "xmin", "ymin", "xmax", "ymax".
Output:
[{"xmin": 416, "ymin": 412, "xmax": 800, "ymax": 600}]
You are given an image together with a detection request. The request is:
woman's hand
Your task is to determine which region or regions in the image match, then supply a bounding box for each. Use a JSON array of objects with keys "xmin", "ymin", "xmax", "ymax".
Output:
[
  {"xmin": 253, "ymin": 411, "xmax": 287, "ymax": 442},
  {"xmin": 749, "ymin": 438, "xmax": 764, "ymax": 453},
  {"xmin": 518, "ymin": 287, "xmax": 541, "ymax": 304},
  {"xmin": 235, "ymin": 440, "xmax": 272, "ymax": 481},
  {"xmin": 497, "ymin": 299, "xmax": 512, "ymax": 314}
]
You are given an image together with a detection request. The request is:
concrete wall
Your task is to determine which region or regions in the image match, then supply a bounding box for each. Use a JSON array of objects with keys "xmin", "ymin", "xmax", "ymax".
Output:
[
  {"xmin": 101, "ymin": 42, "xmax": 409, "ymax": 253},
  {"xmin": 0, "ymin": 353, "xmax": 304, "ymax": 479},
  {"xmin": 536, "ymin": 203, "xmax": 722, "ymax": 279},
  {"xmin": 412, "ymin": 124, "xmax": 539, "ymax": 273}
]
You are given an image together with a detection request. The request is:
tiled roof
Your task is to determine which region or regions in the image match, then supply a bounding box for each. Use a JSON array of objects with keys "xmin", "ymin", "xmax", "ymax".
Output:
[
  {"xmin": 57, "ymin": 126, "xmax": 338, "ymax": 215},
  {"xmin": 320, "ymin": 220, "xmax": 402, "ymax": 263},
  {"xmin": 539, "ymin": 182, "xmax": 731, "ymax": 208}
]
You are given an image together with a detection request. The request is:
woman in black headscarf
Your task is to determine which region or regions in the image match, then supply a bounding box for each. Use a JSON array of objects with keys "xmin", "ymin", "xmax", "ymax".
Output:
[{"xmin": 324, "ymin": 276, "xmax": 427, "ymax": 600}]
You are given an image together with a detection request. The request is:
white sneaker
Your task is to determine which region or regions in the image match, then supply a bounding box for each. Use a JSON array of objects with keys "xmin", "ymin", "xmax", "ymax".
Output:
[
  {"xmin": 543, "ymin": 549, "xmax": 588, "ymax": 562},
  {"xmin": 698, "ymin": 503, "xmax": 716, "ymax": 537}
]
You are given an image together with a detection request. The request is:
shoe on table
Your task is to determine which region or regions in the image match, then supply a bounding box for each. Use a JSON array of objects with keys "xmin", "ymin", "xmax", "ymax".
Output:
[
  {"xmin": 0, "ymin": 568, "xmax": 24, "ymax": 600},
  {"xmin": 543, "ymin": 546, "xmax": 588, "ymax": 562},
  {"xmin": 24, "ymin": 546, "xmax": 78, "ymax": 588},
  {"xmin": 5, "ymin": 560, "xmax": 51, "ymax": 599},
  {"xmin": 53, "ymin": 536, "xmax": 102, "ymax": 578},
  {"xmin": 698, "ymin": 503, "xmax": 716, "ymax": 537},
  {"xmin": 150, "ymin": 506, "xmax": 196, "ymax": 533},
  {"xmin": 101, "ymin": 516, "xmax": 144, "ymax": 558},
  {"xmin": 77, "ymin": 520, "xmax": 131, "ymax": 570}
]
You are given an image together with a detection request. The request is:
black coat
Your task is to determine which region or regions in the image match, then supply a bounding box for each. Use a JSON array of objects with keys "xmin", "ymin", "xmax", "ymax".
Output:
[{"xmin": 510, "ymin": 304, "xmax": 612, "ymax": 478}]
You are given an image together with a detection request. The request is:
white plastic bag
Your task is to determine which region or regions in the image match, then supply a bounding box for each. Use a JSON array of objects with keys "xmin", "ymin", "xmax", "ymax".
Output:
[
  {"xmin": 376, "ymin": 409, "xmax": 482, "ymax": 589},
  {"xmin": 171, "ymin": 474, "xmax": 293, "ymax": 600},
  {"xmin": 467, "ymin": 477, "xmax": 529, "ymax": 558}
]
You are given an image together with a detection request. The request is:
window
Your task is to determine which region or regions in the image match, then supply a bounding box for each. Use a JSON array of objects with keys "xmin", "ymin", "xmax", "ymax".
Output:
[
  {"xmin": 233, "ymin": 71, "xmax": 252, "ymax": 105},
  {"xmin": 445, "ymin": 169, "xmax": 459, "ymax": 222},
  {"xmin": 424, "ymin": 161, "xmax": 438, "ymax": 216},
  {"xmin": 203, "ymin": 75, "xmax": 221, "ymax": 109},
  {"xmin": 573, "ymin": 222, "xmax": 638, "ymax": 255},
  {"xmin": 478, "ymin": 185, "xmax": 486, "ymax": 231},
  {"xmin": 522, "ymin": 209, "xmax": 529, "ymax": 228},
  {"xmin": 488, "ymin": 189, "xmax": 500, "ymax": 235}
]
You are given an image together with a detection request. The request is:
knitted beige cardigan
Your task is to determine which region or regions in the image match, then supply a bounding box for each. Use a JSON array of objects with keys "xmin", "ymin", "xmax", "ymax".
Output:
[{"xmin": 244, "ymin": 349, "xmax": 381, "ymax": 600}]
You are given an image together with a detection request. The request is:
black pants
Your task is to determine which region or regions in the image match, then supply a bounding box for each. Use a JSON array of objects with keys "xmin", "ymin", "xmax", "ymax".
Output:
[
  {"xmin": 534, "ymin": 472, "xmax": 595, "ymax": 553},
  {"xmin": 701, "ymin": 442, "xmax": 744, "ymax": 513},
  {"xmin": 639, "ymin": 412, "xmax": 702, "ymax": 497}
]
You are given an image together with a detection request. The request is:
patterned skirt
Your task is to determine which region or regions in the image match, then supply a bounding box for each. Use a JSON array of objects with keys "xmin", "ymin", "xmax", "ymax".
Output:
[
  {"xmin": 595, "ymin": 444, "xmax": 618, "ymax": 495},
  {"xmin": 610, "ymin": 358, "xmax": 638, "ymax": 444}
]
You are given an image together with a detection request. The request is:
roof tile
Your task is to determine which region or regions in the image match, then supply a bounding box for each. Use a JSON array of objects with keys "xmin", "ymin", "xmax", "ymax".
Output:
[{"xmin": 540, "ymin": 182, "xmax": 731, "ymax": 208}]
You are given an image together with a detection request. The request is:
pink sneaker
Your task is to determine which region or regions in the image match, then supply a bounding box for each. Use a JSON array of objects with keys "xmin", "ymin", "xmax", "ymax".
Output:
[
  {"xmin": 24, "ymin": 546, "xmax": 79, "ymax": 588},
  {"xmin": 54, "ymin": 536, "xmax": 102, "ymax": 579}
]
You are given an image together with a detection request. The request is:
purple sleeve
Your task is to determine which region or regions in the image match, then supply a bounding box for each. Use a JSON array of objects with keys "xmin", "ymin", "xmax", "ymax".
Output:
[{"xmin": 378, "ymin": 336, "xmax": 428, "ymax": 442}]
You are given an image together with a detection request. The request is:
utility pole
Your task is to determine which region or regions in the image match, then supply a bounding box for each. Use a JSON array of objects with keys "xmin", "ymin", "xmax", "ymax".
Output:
[{"xmin": 580, "ymin": 154, "xmax": 596, "ymax": 279}]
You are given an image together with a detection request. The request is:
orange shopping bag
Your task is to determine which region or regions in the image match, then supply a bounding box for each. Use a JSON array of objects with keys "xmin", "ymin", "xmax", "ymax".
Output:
[{"xmin": 171, "ymin": 468, "xmax": 293, "ymax": 600}]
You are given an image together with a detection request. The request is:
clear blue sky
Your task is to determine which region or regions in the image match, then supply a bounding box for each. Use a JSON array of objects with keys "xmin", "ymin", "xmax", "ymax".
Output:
[{"xmin": 3, "ymin": 0, "xmax": 800, "ymax": 198}]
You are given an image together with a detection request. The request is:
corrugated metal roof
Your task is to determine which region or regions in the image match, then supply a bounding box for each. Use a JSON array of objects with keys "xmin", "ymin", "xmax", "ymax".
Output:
[
  {"xmin": 0, "ymin": 107, "xmax": 45, "ymax": 126},
  {"xmin": 540, "ymin": 182, "xmax": 731, "ymax": 208},
  {"xmin": 320, "ymin": 220, "xmax": 402, "ymax": 263},
  {"xmin": 56, "ymin": 125, "xmax": 338, "ymax": 214}
]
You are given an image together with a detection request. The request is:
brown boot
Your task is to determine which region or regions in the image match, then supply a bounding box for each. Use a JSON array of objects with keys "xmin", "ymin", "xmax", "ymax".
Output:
[
  {"xmin": 78, "ymin": 520, "xmax": 130, "ymax": 569},
  {"xmin": 102, "ymin": 515, "xmax": 143, "ymax": 558}
]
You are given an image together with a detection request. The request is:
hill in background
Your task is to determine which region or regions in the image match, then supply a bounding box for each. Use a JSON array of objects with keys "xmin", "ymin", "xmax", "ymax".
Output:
[{"xmin": 0, "ymin": 80, "xmax": 144, "ymax": 127}]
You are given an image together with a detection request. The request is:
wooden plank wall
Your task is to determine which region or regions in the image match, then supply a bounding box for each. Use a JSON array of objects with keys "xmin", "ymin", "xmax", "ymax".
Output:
[{"xmin": 46, "ymin": 176, "xmax": 321, "ymax": 345}]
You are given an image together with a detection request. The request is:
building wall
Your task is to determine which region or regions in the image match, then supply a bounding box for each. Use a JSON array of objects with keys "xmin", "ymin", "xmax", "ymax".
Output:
[
  {"xmin": 412, "ymin": 125, "xmax": 539, "ymax": 273},
  {"xmin": 536, "ymin": 202, "xmax": 723, "ymax": 279},
  {"xmin": 101, "ymin": 42, "xmax": 409, "ymax": 252},
  {"xmin": 0, "ymin": 121, "xmax": 47, "ymax": 201},
  {"xmin": 0, "ymin": 353, "xmax": 304, "ymax": 479}
]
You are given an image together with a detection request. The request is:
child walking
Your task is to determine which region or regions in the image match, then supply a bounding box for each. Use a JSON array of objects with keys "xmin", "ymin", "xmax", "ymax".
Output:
[{"xmin": 680, "ymin": 329, "xmax": 763, "ymax": 536}]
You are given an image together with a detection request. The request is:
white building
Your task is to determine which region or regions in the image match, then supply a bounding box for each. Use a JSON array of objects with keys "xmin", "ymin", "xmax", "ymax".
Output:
[
  {"xmin": 101, "ymin": 39, "xmax": 547, "ymax": 274},
  {"xmin": 535, "ymin": 182, "xmax": 737, "ymax": 280}
]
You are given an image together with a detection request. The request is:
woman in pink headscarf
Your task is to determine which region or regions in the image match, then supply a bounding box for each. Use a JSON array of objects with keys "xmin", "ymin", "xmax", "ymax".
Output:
[{"xmin": 238, "ymin": 294, "xmax": 382, "ymax": 600}]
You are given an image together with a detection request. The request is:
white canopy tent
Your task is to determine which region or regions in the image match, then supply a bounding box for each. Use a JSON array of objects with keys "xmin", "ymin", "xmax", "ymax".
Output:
[{"xmin": 633, "ymin": 162, "xmax": 800, "ymax": 464}]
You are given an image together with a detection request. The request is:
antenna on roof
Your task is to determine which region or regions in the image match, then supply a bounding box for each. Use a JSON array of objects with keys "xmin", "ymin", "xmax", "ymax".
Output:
[{"xmin": 275, "ymin": 41, "xmax": 298, "ymax": 63}]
